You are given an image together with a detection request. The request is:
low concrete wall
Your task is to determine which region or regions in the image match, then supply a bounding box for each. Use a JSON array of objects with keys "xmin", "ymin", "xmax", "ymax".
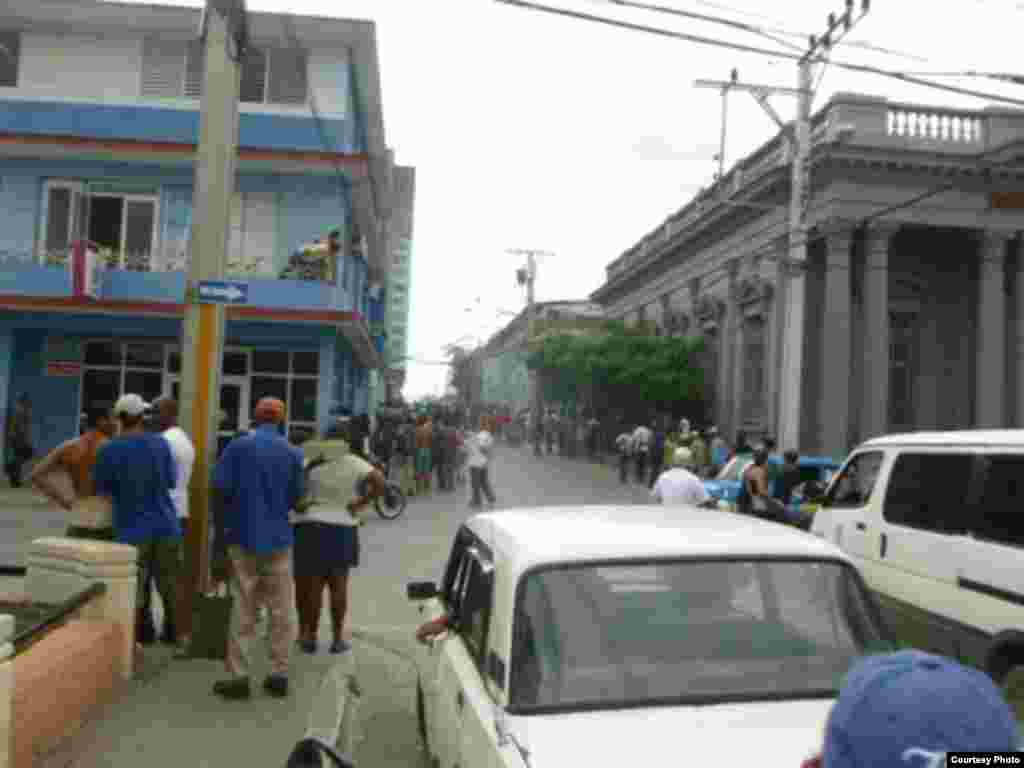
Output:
[
  {"xmin": 25, "ymin": 538, "xmax": 138, "ymax": 680},
  {"xmin": 12, "ymin": 619, "xmax": 122, "ymax": 768}
]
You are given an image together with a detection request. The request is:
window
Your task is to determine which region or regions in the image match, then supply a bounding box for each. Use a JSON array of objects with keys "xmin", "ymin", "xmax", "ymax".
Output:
[
  {"xmin": 247, "ymin": 350, "xmax": 320, "ymax": 438},
  {"xmin": 825, "ymin": 451, "xmax": 885, "ymax": 509},
  {"xmin": 889, "ymin": 312, "xmax": 918, "ymax": 430},
  {"xmin": 882, "ymin": 453, "xmax": 974, "ymax": 534},
  {"xmin": 140, "ymin": 37, "xmax": 203, "ymax": 99},
  {"xmin": 741, "ymin": 318, "xmax": 766, "ymax": 423},
  {"xmin": 969, "ymin": 456, "xmax": 1024, "ymax": 547},
  {"xmin": 81, "ymin": 340, "xmax": 167, "ymax": 418},
  {"xmin": 42, "ymin": 182, "xmax": 158, "ymax": 269},
  {"xmin": 458, "ymin": 556, "xmax": 494, "ymax": 664},
  {"xmin": 0, "ymin": 31, "xmax": 21, "ymax": 88},
  {"xmin": 240, "ymin": 47, "xmax": 308, "ymax": 105}
]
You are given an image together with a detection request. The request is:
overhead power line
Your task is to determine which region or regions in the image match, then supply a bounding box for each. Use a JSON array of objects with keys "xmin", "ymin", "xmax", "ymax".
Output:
[{"xmin": 494, "ymin": 0, "xmax": 1024, "ymax": 107}]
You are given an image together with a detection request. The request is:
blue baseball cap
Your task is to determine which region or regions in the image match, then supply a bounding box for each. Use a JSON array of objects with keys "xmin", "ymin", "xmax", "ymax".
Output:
[{"xmin": 824, "ymin": 651, "xmax": 1019, "ymax": 767}]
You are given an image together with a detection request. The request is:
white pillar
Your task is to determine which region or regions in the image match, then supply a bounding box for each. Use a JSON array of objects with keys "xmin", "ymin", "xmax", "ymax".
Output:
[
  {"xmin": 25, "ymin": 538, "xmax": 139, "ymax": 681},
  {"xmin": 0, "ymin": 614, "xmax": 12, "ymax": 768},
  {"xmin": 820, "ymin": 228, "xmax": 855, "ymax": 458},
  {"xmin": 977, "ymin": 231, "xmax": 1009, "ymax": 428},
  {"xmin": 861, "ymin": 225, "xmax": 896, "ymax": 441}
]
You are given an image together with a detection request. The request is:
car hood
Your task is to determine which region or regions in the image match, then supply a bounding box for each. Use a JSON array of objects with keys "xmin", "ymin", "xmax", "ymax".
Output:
[{"xmin": 508, "ymin": 699, "xmax": 831, "ymax": 766}]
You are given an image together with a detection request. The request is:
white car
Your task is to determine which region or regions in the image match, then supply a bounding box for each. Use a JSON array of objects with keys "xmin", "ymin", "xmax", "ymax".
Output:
[{"xmin": 407, "ymin": 505, "xmax": 892, "ymax": 768}]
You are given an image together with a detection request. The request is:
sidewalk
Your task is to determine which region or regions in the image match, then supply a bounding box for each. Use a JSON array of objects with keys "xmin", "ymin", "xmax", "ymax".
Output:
[{"xmin": 0, "ymin": 487, "xmax": 67, "ymax": 567}]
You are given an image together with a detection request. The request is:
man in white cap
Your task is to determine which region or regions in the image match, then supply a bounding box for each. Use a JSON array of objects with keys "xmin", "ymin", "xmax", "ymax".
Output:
[
  {"xmin": 651, "ymin": 447, "xmax": 712, "ymax": 507},
  {"xmin": 93, "ymin": 393, "xmax": 182, "ymax": 646}
]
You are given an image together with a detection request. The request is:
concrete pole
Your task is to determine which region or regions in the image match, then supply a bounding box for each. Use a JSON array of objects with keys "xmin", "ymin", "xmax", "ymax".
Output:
[
  {"xmin": 526, "ymin": 252, "xmax": 542, "ymax": 454},
  {"xmin": 775, "ymin": 57, "xmax": 813, "ymax": 454},
  {"xmin": 178, "ymin": 2, "xmax": 241, "ymax": 634}
]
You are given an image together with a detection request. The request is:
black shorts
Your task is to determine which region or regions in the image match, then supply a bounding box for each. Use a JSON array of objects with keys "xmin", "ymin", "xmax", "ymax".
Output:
[{"xmin": 292, "ymin": 522, "xmax": 360, "ymax": 578}]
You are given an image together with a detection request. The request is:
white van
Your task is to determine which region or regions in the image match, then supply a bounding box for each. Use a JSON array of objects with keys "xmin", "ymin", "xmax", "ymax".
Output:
[{"xmin": 811, "ymin": 430, "xmax": 1024, "ymax": 685}]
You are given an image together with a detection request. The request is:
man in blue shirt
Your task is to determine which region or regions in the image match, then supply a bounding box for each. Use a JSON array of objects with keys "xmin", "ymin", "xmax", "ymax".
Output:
[
  {"xmin": 93, "ymin": 393, "xmax": 182, "ymax": 647},
  {"xmin": 211, "ymin": 397, "xmax": 304, "ymax": 700}
]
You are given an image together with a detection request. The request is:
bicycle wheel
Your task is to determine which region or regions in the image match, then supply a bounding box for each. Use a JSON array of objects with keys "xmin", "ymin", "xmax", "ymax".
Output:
[{"xmin": 376, "ymin": 483, "xmax": 407, "ymax": 520}]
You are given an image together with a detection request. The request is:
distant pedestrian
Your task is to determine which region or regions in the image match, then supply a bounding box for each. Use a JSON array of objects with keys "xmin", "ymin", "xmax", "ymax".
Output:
[
  {"xmin": 93, "ymin": 394, "xmax": 182, "ymax": 647},
  {"xmin": 734, "ymin": 430, "xmax": 752, "ymax": 458},
  {"xmin": 210, "ymin": 397, "xmax": 303, "ymax": 700},
  {"xmin": 804, "ymin": 650, "xmax": 1020, "ymax": 768},
  {"xmin": 689, "ymin": 428, "xmax": 710, "ymax": 478},
  {"xmin": 5, "ymin": 394, "xmax": 33, "ymax": 487},
  {"xmin": 776, "ymin": 449, "xmax": 801, "ymax": 506},
  {"xmin": 651, "ymin": 448, "xmax": 711, "ymax": 507},
  {"xmin": 414, "ymin": 416, "xmax": 433, "ymax": 495},
  {"xmin": 648, "ymin": 419, "xmax": 667, "ymax": 489},
  {"xmin": 467, "ymin": 416, "xmax": 497, "ymax": 509},
  {"xmin": 708, "ymin": 426, "xmax": 728, "ymax": 474},
  {"xmin": 615, "ymin": 427, "xmax": 632, "ymax": 484},
  {"xmin": 30, "ymin": 408, "xmax": 116, "ymax": 541},
  {"xmin": 631, "ymin": 421, "xmax": 653, "ymax": 483},
  {"xmin": 586, "ymin": 415, "xmax": 600, "ymax": 460}
]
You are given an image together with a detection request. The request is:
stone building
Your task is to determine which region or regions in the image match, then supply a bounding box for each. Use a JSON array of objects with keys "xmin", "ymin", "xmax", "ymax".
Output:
[{"xmin": 591, "ymin": 93, "xmax": 1024, "ymax": 458}]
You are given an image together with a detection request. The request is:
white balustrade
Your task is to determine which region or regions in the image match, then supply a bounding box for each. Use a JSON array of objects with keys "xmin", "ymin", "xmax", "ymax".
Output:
[{"xmin": 886, "ymin": 108, "xmax": 985, "ymax": 144}]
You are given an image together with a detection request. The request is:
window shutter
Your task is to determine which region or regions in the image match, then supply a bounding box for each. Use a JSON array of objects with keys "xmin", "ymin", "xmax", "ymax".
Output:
[
  {"xmin": 184, "ymin": 39, "xmax": 204, "ymax": 98},
  {"xmin": 267, "ymin": 48, "xmax": 307, "ymax": 105},
  {"xmin": 239, "ymin": 47, "xmax": 267, "ymax": 103},
  {"xmin": 141, "ymin": 38, "xmax": 186, "ymax": 98}
]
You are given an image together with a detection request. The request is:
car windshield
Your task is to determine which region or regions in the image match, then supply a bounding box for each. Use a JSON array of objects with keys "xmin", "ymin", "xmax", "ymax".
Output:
[{"xmin": 509, "ymin": 559, "xmax": 889, "ymax": 713}]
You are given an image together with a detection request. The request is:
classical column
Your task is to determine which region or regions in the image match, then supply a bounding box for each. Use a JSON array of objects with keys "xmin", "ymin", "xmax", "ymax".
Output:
[
  {"xmin": 976, "ymin": 231, "xmax": 1009, "ymax": 428},
  {"xmin": 820, "ymin": 227, "xmax": 855, "ymax": 458},
  {"xmin": 861, "ymin": 225, "xmax": 895, "ymax": 441},
  {"xmin": 1016, "ymin": 240, "xmax": 1024, "ymax": 427},
  {"xmin": 723, "ymin": 262, "xmax": 741, "ymax": 440}
]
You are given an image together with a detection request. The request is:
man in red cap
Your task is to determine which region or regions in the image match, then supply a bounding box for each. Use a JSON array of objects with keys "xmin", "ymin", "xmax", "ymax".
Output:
[{"xmin": 210, "ymin": 396, "xmax": 304, "ymax": 700}]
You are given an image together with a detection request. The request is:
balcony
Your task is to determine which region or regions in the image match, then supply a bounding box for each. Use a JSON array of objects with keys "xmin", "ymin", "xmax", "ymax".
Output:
[{"xmin": 2, "ymin": 243, "xmax": 365, "ymax": 315}]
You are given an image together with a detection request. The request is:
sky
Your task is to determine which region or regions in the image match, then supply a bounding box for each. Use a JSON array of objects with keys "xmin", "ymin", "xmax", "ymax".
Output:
[{"xmin": 161, "ymin": 0, "xmax": 1024, "ymax": 399}]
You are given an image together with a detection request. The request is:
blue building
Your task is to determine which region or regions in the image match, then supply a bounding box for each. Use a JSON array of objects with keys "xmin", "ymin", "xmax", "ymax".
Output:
[{"xmin": 0, "ymin": 0, "xmax": 396, "ymax": 456}]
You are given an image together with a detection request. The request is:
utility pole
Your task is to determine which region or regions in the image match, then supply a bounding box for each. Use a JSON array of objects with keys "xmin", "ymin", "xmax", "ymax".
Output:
[
  {"xmin": 509, "ymin": 248, "xmax": 551, "ymax": 455},
  {"xmin": 777, "ymin": 0, "xmax": 868, "ymax": 454},
  {"xmin": 178, "ymin": 0, "xmax": 244, "ymax": 638}
]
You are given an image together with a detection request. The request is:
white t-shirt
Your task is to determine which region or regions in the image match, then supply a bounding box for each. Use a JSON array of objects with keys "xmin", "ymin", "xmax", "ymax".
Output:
[
  {"xmin": 466, "ymin": 430, "xmax": 494, "ymax": 469},
  {"xmin": 294, "ymin": 453, "xmax": 375, "ymax": 527},
  {"xmin": 651, "ymin": 467, "xmax": 711, "ymax": 506},
  {"xmin": 631, "ymin": 426, "xmax": 653, "ymax": 454},
  {"xmin": 162, "ymin": 426, "xmax": 196, "ymax": 519}
]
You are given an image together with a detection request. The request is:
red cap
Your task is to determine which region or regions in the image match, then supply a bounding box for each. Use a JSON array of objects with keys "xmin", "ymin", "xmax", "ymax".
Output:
[{"xmin": 254, "ymin": 397, "xmax": 285, "ymax": 424}]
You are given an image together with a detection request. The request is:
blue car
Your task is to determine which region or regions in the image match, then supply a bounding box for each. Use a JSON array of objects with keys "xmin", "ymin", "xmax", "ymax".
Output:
[{"xmin": 703, "ymin": 453, "xmax": 840, "ymax": 526}]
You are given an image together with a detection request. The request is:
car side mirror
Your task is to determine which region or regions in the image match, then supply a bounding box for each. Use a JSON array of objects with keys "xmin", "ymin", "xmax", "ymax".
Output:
[{"xmin": 407, "ymin": 581, "xmax": 439, "ymax": 600}]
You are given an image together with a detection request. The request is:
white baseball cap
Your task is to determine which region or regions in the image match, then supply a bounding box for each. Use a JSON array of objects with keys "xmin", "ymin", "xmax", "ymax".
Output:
[{"xmin": 113, "ymin": 393, "xmax": 151, "ymax": 417}]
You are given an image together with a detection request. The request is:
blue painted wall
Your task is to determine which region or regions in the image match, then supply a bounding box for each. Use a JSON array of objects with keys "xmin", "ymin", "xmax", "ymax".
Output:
[
  {"xmin": 9, "ymin": 330, "xmax": 81, "ymax": 456},
  {"xmin": 0, "ymin": 100, "xmax": 356, "ymax": 154},
  {"xmin": 0, "ymin": 174, "xmax": 39, "ymax": 263},
  {"xmin": 0, "ymin": 330, "xmax": 11, "ymax": 443}
]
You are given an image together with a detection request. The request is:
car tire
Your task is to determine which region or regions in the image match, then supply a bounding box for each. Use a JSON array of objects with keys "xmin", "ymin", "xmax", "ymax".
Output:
[{"xmin": 416, "ymin": 679, "xmax": 430, "ymax": 755}]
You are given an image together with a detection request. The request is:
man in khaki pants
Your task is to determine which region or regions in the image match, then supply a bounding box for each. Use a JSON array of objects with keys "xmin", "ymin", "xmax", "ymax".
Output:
[{"xmin": 211, "ymin": 397, "xmax": 304, "ymax": 700}]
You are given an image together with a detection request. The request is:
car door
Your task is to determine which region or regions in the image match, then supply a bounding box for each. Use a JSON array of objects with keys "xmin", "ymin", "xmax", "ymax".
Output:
[
  {"xmin": 811, "ymin": 450, "xmax": 887, "ymax": 574},
  {"xmin": 420, "ymin": 532, "xmax": 475, "ymax": 768},
  {"xmin": 453, "ymin": 553, "xmax": 528, "ymax": 768},
  {"xmin": 870, "ymin": 450, "xmax": 975, "ymax": 659}
]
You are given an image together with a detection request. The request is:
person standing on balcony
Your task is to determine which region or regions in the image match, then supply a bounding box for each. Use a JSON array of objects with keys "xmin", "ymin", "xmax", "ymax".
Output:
[
  {"xmin": 210, "ymin": 397, "xmax": 303, "ymax": 700},
  {"xmin": 30, "ymin": 408, "xmax": 117, "ymax": 541},
  {"xmin": 93, "ymin": 394, "xmax": 182, "ymax": 647}
]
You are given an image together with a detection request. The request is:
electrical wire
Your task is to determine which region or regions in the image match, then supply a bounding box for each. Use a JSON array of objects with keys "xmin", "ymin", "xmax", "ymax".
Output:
[{"xmin": 494, "ymin": 0, "xmax": 1024, "ymax": 108}]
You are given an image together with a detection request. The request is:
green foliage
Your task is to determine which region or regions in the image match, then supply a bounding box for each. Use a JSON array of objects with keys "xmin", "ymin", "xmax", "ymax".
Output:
[{"xmin": 527, "ymin": 320, "xmax": 706, "ymax": 407}]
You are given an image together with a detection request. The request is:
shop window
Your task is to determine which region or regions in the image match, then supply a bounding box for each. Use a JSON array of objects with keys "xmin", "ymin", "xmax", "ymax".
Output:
[
  {"xmin": 81, "ymin": 369, "xmax": 119, "ymax": 416},
  {"xmin": 253, "ymin": 350, "xmax": 290, "ymax": 375},
  {"xmin": 125, "ymin": 343, "xmax": 164, "ymax": 369},
  {"xmin": 972, "ymin": 456, "xmax": 1024, "ymax": 547},
  {"xmin": 882, "ymin": 453, "xmax": 973, "ymax": 534},
  {"xmin": 223, "ymin": 350, "xmax": 249, "ymax": 376},
  {"xmin": 293, "ymin": 351, "xmax": 319, "ymax": 376},
  {"xmin": 84, "ymin": 341, "xmax": 121, "ymax": 367},
  {"xmin": 290, "ymin": 378, "xmax": 317, "ymax": 422},
  {"xmin": 124, "ymin": 370, "xmax": 163, "ymax": 403}
]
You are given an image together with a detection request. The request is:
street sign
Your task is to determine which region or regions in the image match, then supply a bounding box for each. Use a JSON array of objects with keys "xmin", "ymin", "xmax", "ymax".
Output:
[{"xmin": 196, "ymin": 280, "xmax": 248, "ymax": 304}]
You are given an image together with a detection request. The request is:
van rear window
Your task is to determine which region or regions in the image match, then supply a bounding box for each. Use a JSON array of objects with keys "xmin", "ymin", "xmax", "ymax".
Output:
[
  {"xmin": 972, "ymin": 456, "xmax": 1024, "ymax": 547},
  {"xmin": 882, "ymin": 453, "xmax": 973, "ymax": 534}
]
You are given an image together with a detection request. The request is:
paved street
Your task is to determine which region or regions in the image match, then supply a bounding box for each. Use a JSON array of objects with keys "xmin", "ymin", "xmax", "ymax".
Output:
[{"xmin": 4, "ymin": 444, "xmax": 649, "ymax": 768}]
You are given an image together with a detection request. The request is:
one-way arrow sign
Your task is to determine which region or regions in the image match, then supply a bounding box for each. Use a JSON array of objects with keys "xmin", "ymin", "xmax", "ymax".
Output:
[{"xmin": 196, "ymin": 280, "xmax": 249, "ymax": 304}]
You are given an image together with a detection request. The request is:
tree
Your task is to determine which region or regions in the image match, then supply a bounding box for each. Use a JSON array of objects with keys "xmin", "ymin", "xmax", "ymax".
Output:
[{"xmin": 526, "ymin": 320, "xmax": 705, "ymax": 416}]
